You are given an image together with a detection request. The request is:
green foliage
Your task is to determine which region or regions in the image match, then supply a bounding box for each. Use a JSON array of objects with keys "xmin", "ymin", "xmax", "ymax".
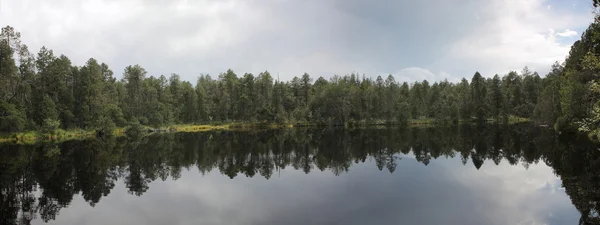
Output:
[
  {"xmin": 395, "ymin": 98, "xmax": 411, "ymax": 125},
  {"xmin": 75, "ymin": 58, "xmax": 108, "ymax": 128},
  {"xmin": 125, "ymin": 117, "xmax": 145, "ymax": 137},
  {"xmin": 488, "ymin": 75, "xmax": 503, "ymax": 119},
  {"xmin": 138, "ymin": 116, "xmax": 149, "ymax": 125},
  {"xmin": 41, "ymin": 118, "xmax": 60, "ymax": 134},
  {"xmin": 33, "ymin": 94, "xmax": 59, "ymax": 126},
  {"xmin": 107, "ymin": 104, "xmax": 127, "ymax": 127},
  {"xmin": 0, "ymin": 100, "xmax": 25, "ymax": 132},
  {"xmin": 580, "ymin": 81, "xmax": 600, "ymax": 139},
  {"xmin": 458, "ymin": 78, "xmax": 472, "ymax": 120},
  {"xmin": 0, "ymin": 37, "xmax": 18, "ymax": 101},
  {"xmin": 95, "ymin": 115, "xmax": 116, "ymax": 134},
  {"xmin": 123, "ymin": 65, "xmax": 147, "ymax": 119},
  {"xmin": 471, "ymin": 72, "xmax": 488, "ymax": 121},
  {"xmin": 533, "ymin": 81, "xmax": 561, "ymax": 125}
]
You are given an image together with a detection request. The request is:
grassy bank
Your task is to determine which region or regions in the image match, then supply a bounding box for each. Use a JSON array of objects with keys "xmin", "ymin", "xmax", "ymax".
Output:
[
  {"xmin": 0, "ymin": 128, "xmax": 128, "ymax": 145},
  {"xmin": 0, "ymin": 123, "xmax": 245, "ymax": 144},
  {"xmin": 0, "ymin": 117, "xmax": 531, "ymax": 144},
  {"xmin": 487, "ymin": 116, "xmax": 531, "ymax": 124}
]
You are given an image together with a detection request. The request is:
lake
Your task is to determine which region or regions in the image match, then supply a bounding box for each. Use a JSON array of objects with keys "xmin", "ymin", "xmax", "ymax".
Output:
[{"xmin": 1, "ymin": 124, "xmax": 599, "ymax": 225}]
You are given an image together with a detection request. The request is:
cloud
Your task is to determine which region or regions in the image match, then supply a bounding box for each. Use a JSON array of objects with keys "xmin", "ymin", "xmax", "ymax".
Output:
[
  {"xmin": 0, "ymin": 0, "xmax": 594, "ymax": 82},
  {"xmin": 438, "ymin": 0, "xmax": 593, "ymax": 78},
  {"xmin": 557, "ymin": 29, "xmax": 579, "ymax": 37},
  {"xmin": 392, "ymin": 67, "xmax": 457, "ymax": 83}
]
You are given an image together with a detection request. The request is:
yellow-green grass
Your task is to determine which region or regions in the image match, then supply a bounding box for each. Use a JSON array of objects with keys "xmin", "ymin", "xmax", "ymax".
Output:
[
  {"xmin": 168, "ymin": 124, "xmax": 229, "ymax": 132},
  {"xmin": 0, "ymin": 129, "xmax": 124, "ymax": 144},
  {"xmin": 0, "ymin": 118, "xmax": 533, "ymax": 145},
  {"xmin": 168, "ymin": 123, "xmax": 294, "ymax": 132},
  {"xmin": 113, "ymin": 127, "xmax": 126, "ymax": 135},
  {"xmin": 408, "ymin": 118, "xmax": 436, "ymax": 125},
  {"xmin": 483, "ymin": 116, "xmax": 530, "ymax": 124},
  {"xmin": 507, "ymin": 116, "xmax": 530, "ymax": 124}
]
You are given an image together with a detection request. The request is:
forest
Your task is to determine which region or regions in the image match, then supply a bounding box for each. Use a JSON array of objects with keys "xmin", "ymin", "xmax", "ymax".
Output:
[{"xmin": 1, "ymin": 13, "xmax": 600, "ymax": 137}]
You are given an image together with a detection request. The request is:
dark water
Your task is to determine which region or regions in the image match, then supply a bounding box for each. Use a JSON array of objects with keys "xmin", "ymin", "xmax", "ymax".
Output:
[{"xmin": 1, "ymin": 124, "xmax": 599, "ymax": 225}]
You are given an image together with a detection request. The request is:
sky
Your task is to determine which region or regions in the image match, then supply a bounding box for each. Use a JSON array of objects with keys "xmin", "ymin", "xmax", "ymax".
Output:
[{"xmin": 0, "ymin": 0, "xmax": 596, "ymax": 83}]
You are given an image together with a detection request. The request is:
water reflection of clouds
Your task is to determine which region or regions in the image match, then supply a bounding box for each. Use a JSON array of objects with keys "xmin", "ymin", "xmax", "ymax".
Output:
[
  {"xmin": 35, "ymin": 157, "xmax": 579, "ymax": 225},
  {"xmin": 446, "ymin": 158, "xmax": 578, "ymax": 225}
]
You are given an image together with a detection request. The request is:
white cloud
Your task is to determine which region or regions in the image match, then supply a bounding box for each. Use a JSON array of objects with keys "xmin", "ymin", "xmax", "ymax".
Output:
[
  {"xmin": 447, "ymin": 159, "xmax": 575, "ymax": 225},
  {"xmin": 392, "ymin": 67, "xmax": 457, "ymax": 83},
  {"xmin": 439, "ymin": 0, "xmax": 592, "ymax": 78},
  {"xmin": 0, "ymin": 0, "xmax": 594, "ymax": 82},
  {"xmin": 557, "ymin": 29, "xmax": 578, "ymax": 37}
]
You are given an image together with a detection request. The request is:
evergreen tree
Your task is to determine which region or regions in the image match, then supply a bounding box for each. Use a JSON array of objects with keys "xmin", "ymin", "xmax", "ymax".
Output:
[
  {"xmin": 74, "ymin": 58, "xmax": 108, "ymax": 129},
  {"xmin": 471, "ymin": 72, "xmax": 487, "ymax": 121},
  {"xmin": 488, "ymin": 75, "xmax": 503, "ymax": 119},
  {"xmin": 458, "ymin": 78, "xmax": 471, "ymax": 120},
  {"xmin": 123, "ymin": 65, "xmax": 147, "ymax": 120}
]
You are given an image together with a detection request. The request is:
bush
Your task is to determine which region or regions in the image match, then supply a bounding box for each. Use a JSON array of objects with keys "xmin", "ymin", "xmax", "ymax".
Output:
[
  {"xmin": 41, "ymin": 118, "xmax": 61, "ymax": 134},
  {"xmin": 125, "ymin": 117, "xmax": 145, "ymax": 137},
  {"xmin": 0, "ymin": 100, "xmax": 25, "ymax": 132},
  {"xmin": 395, "ymin": 100, "xmax": 411, "ymax": 126},
  {"xmin": 95, "ymin": 115, "xmax": 116, "ymax": 135},
  {"xmin": 108, "ymin": 105, "xmax": 127, "ymax": 127},
  {"xmin": 555, "ymin": 116, "xmax": 573, "ymax": 131},
  {"xmin": 148, "ymin": 111, "xmax": 164, "ymax": 128},
  {"xmin": 514, "ymin": 103, "xmax": 535, "ymax": 118},
  {"xmin": 139, "ymin": 116, "xmax": 149, "ymax": 125}
]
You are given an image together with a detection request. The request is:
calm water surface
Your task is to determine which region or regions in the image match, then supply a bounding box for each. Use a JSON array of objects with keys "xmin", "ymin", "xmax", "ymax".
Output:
[{"xmin": 1, "ymin": 124, "xmax": 599, "ymax": 225}]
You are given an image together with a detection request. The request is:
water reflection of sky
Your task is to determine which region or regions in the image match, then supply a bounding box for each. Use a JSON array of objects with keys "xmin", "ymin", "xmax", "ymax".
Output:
[{"xmin": 34, "ymin": 155, "xmax": 579, "ymax": 225}]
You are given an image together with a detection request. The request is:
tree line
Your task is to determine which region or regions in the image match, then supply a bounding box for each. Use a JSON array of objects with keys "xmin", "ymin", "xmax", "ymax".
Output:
[
  {"xmin": 1, "ymin": 25, "xmax": 559, "ymax": 134},
  {"xmin": 0, "ymin": 125, "xmax": 597, "ymax": 224},
  {"xmin": 3, "ymin": 3, "xmax": 600, "ymax": 135}
]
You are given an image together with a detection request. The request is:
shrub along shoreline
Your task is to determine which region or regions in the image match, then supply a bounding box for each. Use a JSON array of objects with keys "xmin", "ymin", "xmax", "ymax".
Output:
[{"xmin": 0, "ymin": 117, "xmax": 530, "ymax": 145}]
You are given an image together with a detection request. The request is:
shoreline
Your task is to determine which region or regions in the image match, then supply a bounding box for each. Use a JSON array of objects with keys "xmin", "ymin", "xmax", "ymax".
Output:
[{"xmin": 0, "ymin": 117, "xmax": 530, "ymax": 145}]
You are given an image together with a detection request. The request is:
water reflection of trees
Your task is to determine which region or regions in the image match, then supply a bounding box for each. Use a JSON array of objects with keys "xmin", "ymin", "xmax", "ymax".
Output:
[{"xmin": 0, "ymin": 124, "xmax": 599, "ymax": 224}]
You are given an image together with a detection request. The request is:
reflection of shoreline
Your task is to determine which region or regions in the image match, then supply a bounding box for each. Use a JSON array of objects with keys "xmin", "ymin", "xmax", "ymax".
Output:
[{"xmin": 0, "ymin": 124, "xmax": 598, "ymax": 224}]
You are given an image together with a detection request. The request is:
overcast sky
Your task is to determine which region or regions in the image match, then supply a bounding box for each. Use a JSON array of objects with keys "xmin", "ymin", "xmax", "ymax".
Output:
[{"xmin": 0, "ymin": 0, "xmax": 595, "ymax": 82}]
